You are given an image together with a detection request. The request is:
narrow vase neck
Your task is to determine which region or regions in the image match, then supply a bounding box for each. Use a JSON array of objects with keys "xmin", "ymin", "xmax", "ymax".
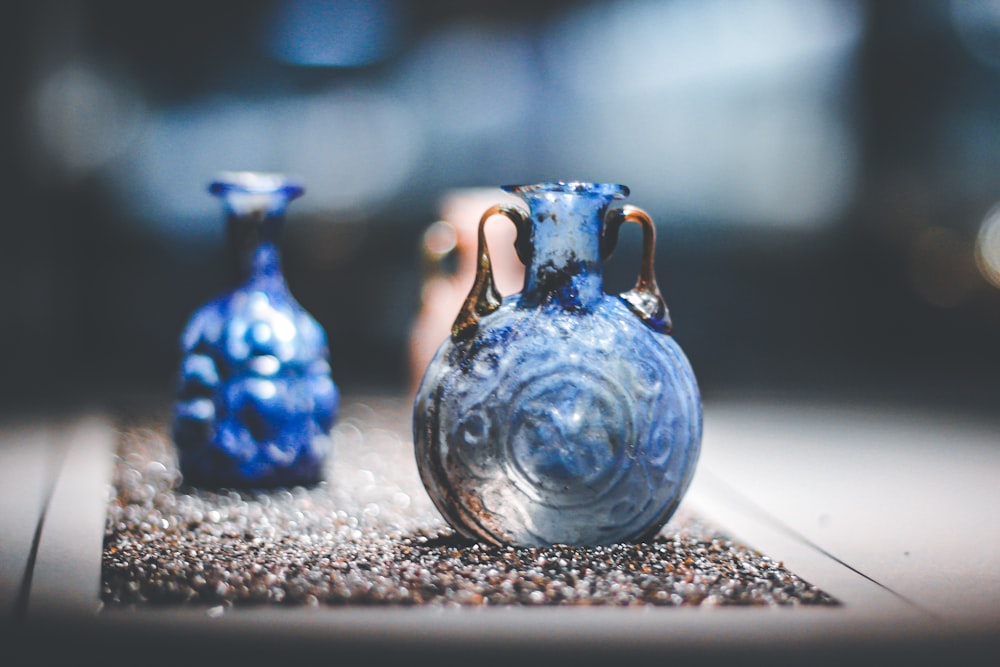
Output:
[
  {"xmin": 517, "ymin": 190, "xmax": 618, "ymax": 309},
  {"xmin": 211, "ymin": 173, "xmax": 303, "ymax": 290},
  {"xmin": 247, "ymin": 239, "xmax": 283, "ymax": 283},
  {"xmin": 227, "ymin": 214, "xmax": 286, "ymax": 286}
]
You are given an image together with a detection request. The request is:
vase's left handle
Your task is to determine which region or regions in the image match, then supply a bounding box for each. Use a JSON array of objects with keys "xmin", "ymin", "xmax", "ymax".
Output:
[
  {"xmin": 452, "ymin": 204, "xmax": 531, "ymax": 341},
  {"xmin": 601, "ymin": 205, "xmax": 672, "ymax": 334}
]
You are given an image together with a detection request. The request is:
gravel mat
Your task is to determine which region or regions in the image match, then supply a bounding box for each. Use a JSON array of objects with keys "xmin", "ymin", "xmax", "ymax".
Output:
[{"xmin": 101, "ymin": 396, "xmax": 839, "ymax": 610}]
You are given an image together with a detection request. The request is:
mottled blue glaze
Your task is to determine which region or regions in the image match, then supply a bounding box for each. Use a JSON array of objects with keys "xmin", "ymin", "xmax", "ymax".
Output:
[
  {"xmin": 414, "ymin": 182, "xmax": 701, "ymax": 546},
  {"xmin": 173, "ymin": 173, "xmax": 338, "ymax": 489}
]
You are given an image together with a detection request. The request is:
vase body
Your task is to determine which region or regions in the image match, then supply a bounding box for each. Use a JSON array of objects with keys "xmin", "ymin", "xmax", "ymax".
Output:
[
  {"xmin": 413, "ymin": 182, "xmax": 702, "ymax": 547},
  {"xmin": 173, "ymin": 172, "xmax": 338, "ymax": 489}
]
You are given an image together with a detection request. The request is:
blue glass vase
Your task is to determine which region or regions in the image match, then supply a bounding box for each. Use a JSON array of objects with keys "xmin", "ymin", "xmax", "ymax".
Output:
[
  {"xmin": 172, "ymin": 172, "xmax": 339, "ymax": 489},
  {"xmin": 413, "ymin": 182, "xmax": 702, "ymax": 546}
]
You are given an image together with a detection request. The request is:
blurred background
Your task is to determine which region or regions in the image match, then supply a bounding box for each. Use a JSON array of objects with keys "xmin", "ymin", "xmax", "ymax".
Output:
[{"xmin": 1, "ymin": 0, "xmax": 999, "ymax": 419}]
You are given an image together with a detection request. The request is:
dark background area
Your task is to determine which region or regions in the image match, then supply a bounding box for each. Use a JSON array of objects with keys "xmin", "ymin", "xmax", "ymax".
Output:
[{"xmin": 1, "ymin": 0, "xmax": 999, "ymax": 419}]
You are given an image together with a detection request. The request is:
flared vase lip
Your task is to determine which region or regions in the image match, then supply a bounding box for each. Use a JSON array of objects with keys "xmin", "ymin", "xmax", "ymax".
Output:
[
  {"xmin": 209, "ymin": 171, "xmax": 305, "ymax": 201},
  {"xmin": 501, "ymin": 182, "xmax": 630, "ymax": 199}
]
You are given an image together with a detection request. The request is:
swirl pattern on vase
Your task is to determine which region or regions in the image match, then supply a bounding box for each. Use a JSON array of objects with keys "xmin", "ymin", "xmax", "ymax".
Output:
[{"xmin": 415, "ymin": 294, "xmax": 701, "ymax": 547}]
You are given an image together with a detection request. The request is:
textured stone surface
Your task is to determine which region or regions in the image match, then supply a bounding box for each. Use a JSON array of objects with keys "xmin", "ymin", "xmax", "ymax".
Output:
[{"xmin": 101, "ymin": 396, "xmax": 838, "ymax": 610}]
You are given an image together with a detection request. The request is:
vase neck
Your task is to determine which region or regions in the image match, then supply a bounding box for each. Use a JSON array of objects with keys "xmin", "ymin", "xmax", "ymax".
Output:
[
  {"xmin": 510, "ymin": 184, "xmax": 626, "ymax": 310},
  {"xmin": 225, "ymin": 211, "xmax": 287, "ymax": 286},
  {"xmin": 246, "ymin": 240, "xmax": 284, "ymax": 284},
  {"xmin": 211, "ymin": 172, "xmax": 303, "ymax": 288}
]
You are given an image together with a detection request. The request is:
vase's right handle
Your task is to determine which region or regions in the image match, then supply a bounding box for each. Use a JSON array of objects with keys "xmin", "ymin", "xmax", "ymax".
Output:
[
  {"xmin": 601, "ymin": 205, "xmax": 672, "ymax": 334},
  {"xmin": 452, "ymin": 204, "xmax": 531, "ymax": 341}
]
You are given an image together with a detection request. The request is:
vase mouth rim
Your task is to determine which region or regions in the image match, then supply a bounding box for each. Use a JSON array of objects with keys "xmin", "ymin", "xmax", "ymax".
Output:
[
  {"xmin": 501, "ymin": 182, "xmax": 629, "ymax": 198},
  {"xmin": 209, "ymin": 171, "xmax": 304, "ymax": 200}
]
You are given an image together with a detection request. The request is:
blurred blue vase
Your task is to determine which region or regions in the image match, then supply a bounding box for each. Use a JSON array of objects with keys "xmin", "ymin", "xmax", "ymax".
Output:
[
  {"xmin": 173, "ymin": 172, "xmax": 338, "ymax": 488},
  {"xmin": 414, "ymin": 182, "xmax": 702, "ymax": 546}
]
